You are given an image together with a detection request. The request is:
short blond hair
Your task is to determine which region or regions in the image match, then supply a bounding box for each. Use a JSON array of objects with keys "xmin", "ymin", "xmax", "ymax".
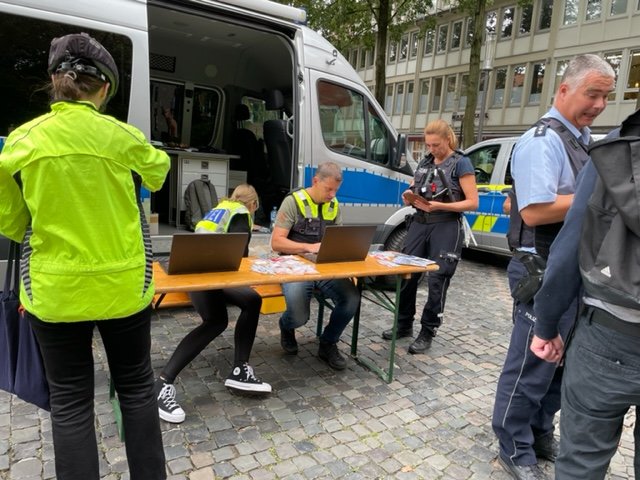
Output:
[
  {"xmin": 229, "ymin": 184, "xmax": 258, "ymax": 209},
  {"xmin": 424, "ymin": 119, "xmax": 457, "ymax": 150}
]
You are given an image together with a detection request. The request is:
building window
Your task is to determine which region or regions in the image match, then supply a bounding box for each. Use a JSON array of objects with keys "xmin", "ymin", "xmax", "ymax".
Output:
[
  {"xmin": 393, "ymin": 83, "xmax": 404, "ymax": 115},
  {"xmin": 563, "ymin": 0, "xmax": 579, "ymax": 25},
  {"xmin": 388, "ymin": 41, "xmax": 397, "ymax": 63},
  {"xmin": 431, "ymin": 77, "xmax": 443, "ymax": 112},
  {"xmin": 605, "ymin": 51, "xmax": 622, "ymax": 101},
  {"xmin": 624, "ymin": 50, "xmax": 640, "ymax": 100},
  {"xmin": 459, "ymin": 74, "xmax": 469, "ymax": 110},
  {"xmin": 445, "ymin": 75, "xmax": 457, "ymax": 111},
  {"xmin": 404, "ymin": 81, "xmax": 414, "ymax": 114},
  {"xmin": 410, "ymin": 32, "xmax": 419, "ymax": 58},
  {"xmin": 359, "ymin": 48, "xmax": 367, "ymax": 70},
  {"xmin": 500, "ymin": 6, "xmax": 515, "ymax": 39},
  {"xmin": 451, "ymin": 21, "xmax": 463, "ymax": 49},
  {"xmin": 519, "ymin": 4, "xmax": 533, "ymax": 34},
  {"xmin": 437, "ymin": 24, "xmax": 448, "ymax": 53},
  {"xmin": 349, "ymin": 50, "xmax": 358, "ymax": 68},
  {"xmin": 424, "ymin": 29, "xmax": 435, "ymax": 55},
  {"xmin": 384, "ymin": 85, "xmax": 393, "ymax": 114},
  {"xmin": 529, "ymin": 62, "xmax": 545, "ymax": 104},
  {"xmin": 366, "ymin": 49, "xmax": 374, "ymax": 68},
  {"xmin": 492, "ymin": 67, "xmax": 507, "ymax": 107},
  {"xmin": 486, "ymin": 11, "xmax": 498, "ymax": 33},
  {"xmin": 466, "ymin": 17, "xmax": 475, "ymax": 47},
  {"xmin": 510, "ymin": 65, "xmax": 526, "ymax": 106},
  {"xmin": 538, "ymin": 0, "xmax": 553, "ymax": 30},
  {"xmin": 586, "ymin": 0, "xmax": 602, "ymax": 20},
  {"xmin": 418, "ymin": 79, "xmax": 430, "ymax": 113},
  {"xmin": 611, "ymin": 0, "xmax": 628, "ymax": 15},
  {"xmin": 399, "ymin": 35, "xmax": 409, "ymax": 62},
  {"xmin": 553, "ymin": 59, "xmax": 570, "ymax": 100}
]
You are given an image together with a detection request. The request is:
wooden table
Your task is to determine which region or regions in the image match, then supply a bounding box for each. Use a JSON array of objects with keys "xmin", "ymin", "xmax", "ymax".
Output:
[{"xmin": 153, "ymin": 256, "xmax": 438, "ymax": 384}]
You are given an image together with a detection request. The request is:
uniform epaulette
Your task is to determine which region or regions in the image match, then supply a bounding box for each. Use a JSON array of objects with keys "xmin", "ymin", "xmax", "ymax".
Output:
[{"xmin": 534, "ymin": 123, "xmax": 548, "ymax": 137}]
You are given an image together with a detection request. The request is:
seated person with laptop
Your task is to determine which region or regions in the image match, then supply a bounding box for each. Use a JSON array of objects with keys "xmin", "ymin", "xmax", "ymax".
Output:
[
  {"xmin": 270, "ymin": 162, "xmax": 360, "ymax": 370},
  {"xmin": 155, "ymin": 184, "xmax": 271, "ymax": 424}
]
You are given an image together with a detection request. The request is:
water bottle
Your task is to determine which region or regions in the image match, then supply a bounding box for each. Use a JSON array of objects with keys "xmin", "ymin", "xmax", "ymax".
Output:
[{"xmin": 270, "ymin": 206, "xmax": 278, "ymax": 231}]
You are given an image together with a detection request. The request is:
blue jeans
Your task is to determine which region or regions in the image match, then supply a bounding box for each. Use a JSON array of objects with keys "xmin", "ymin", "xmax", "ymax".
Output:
[
  {"xmin": 280, "ymin": 278, "xmax": 360, "ymax": 344},
  {"xmin": 557, "ymin": 308, "xmax": 640, "ymax": 480},
  {"xmin": 27, "ymin": 307, "xmax": 166, "ymax": 480}
]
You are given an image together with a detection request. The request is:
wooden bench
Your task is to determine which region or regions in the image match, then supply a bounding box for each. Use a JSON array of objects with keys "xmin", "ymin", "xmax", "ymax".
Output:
[{"xmin": 153, "ymin": 284, "xmax": 287, "ymax": 315}]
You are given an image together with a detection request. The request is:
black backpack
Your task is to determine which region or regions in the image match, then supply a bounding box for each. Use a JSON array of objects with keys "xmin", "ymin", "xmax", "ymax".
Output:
[
  {"xmin": 580, "ymin": 110, "xmax": 640, "ymax": 310},
  {"xmin": 183, "ymin": 179, "xmax": 218, "ymax": 231}
]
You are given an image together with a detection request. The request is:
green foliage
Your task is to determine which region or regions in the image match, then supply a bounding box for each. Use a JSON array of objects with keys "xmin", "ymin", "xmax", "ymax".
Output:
[{"xmin": 283, "ymin": 1, "xmax": 433, "ymax": 52}]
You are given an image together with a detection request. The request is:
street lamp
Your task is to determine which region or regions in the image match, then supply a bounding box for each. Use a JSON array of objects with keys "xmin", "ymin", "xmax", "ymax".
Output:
[{"xmin": 476, "ymin": 31, "xmax": 497, "ymax": 143}]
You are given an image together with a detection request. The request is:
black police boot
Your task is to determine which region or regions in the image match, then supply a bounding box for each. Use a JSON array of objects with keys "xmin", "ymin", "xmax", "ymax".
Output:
[
  {"xmin": 408, "ymin": 328, "xmax": 433, "ymax": 354},
  {"xmin": 280, "ymin": 328, "xmax": 298, "ymax": 355},
  {"xmin": 381, "ymin": 325, "xmax": 413, "ymax": 340},
  {"xmin": 498, "ymin": 457, "xmax": 548, "ymax": 480},
  {"xmin": 318, "ymin": 341, "xmax": 346, "ymax": 370},
  {"xmin": 533, "ymin": 433, "xmax": 559, "ymax": 462}
]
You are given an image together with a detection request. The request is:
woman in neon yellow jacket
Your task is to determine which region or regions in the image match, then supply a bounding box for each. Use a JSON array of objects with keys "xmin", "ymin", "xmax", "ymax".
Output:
[{"xmin": 0, "ymin": 33, "xmax": 169, "ymax": 480}]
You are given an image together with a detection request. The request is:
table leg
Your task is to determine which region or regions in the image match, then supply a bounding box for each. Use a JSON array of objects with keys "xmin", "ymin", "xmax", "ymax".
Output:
[{"xmin": 351, "ymin": 274, "xmax": 401, "ymax": 384}]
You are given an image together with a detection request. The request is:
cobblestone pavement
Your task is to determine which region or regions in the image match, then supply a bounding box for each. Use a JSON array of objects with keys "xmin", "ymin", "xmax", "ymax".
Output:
[{"xmin": 0, "ymin": 252, "xmax": 635, "ymax": 479}]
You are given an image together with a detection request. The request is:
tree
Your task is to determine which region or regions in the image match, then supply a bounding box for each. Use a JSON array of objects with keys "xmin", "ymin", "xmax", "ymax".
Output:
[{"xmin": 277, "ymin": 0, "xmax": 432, "ymax": 105}]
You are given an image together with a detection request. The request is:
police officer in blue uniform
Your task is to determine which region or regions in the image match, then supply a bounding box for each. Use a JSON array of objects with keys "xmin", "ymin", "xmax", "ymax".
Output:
[
  {"xmin": 492, "ymin": 54, "xmax": 615, "ymax": 480},
  {"xmin": 381, "ymin": 119, "xmax": 478, "ymax": 353}
]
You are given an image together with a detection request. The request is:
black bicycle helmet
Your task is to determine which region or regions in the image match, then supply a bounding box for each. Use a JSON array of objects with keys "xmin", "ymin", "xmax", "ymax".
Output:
[{"xmin": 48, "ymin": 33, "xmax": 119, "ymax": 99}]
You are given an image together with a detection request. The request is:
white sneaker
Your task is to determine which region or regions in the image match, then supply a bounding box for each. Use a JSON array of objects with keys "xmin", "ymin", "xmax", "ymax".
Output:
[
  {"xmin": 156, "ymin": 382, "xmax": 186, "ymax": 423},
  {"xmin": 224, "ymin": 363, "xmax": 272, "ymax": 394}
]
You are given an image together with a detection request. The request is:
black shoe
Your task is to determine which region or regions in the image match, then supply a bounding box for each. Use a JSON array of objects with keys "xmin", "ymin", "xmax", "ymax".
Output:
[
  {"xmin": 498, "ymin": 456, "xmax": 548, "ymax": 480},
  {"xmin": 408, "ymin": 331, "xmax": 433, "ymax": 354},
  {"xmin": 318, "ymin": 342, "xmax": 347, "ymax": 370},
  {"xmin": 225, "ymin": 363, "xmax": 272, "ymax": 394},
  {"xmin": 533, "ymin": 433, "xmax": 559, "ymax": 462},
  {"xmin": 280, "ymin": 328, "xmax": 298, "ymax": 355},
  {"xmin": 381, "ymin": 326, "xmax": 413, "ymax": 340}
]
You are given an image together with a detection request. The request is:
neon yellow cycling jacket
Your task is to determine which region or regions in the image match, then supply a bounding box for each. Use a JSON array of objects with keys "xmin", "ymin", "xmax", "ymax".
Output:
[{"xmin": 0, "ymin": 101, "xmax": 170, "ymax": 322}]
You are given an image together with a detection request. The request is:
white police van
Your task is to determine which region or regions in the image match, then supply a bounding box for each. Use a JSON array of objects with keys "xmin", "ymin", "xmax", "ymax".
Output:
[{"xmin": 0, "ymin": 0, "xmax": 413, "ymax": 241}]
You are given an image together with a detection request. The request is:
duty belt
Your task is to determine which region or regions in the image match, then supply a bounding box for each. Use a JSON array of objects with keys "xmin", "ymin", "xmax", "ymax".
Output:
[{"xmin": 412, "ymin": 212, "xmax": 460, "ymax": 224}]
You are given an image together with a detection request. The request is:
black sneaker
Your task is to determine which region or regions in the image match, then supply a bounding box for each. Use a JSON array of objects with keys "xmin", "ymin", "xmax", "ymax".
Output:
[
  {"xmin": 408, "ymin": 330, "xmax": 433, "ymax": 354},
  {"xmin": 381, "ymin": 326, "xmax": 413, "ymax": 340},
  {"xmin": 156, "ymin": 381, "xmax": 185, "ymax": 424},
  {"xmin": 318, "ymin": 342, "xmax": 347, "ymax": 370},
  {"xmin": 224, "ymin": 363, "xmax": 272, "ymax": 394},
  {"xmin": 280, "ymin": 328, "xmax": 298, "ymax": 355}
]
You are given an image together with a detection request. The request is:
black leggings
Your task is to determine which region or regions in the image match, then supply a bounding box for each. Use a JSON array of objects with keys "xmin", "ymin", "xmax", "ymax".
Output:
[{"xmin": 160, "ymin": 286, "xmax": 262, "ymax": 383}]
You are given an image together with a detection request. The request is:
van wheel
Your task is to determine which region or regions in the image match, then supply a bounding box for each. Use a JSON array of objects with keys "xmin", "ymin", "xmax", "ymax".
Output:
[{"xmin": 384, "ymin": 226, "xmax": 408, "ymax": 252}]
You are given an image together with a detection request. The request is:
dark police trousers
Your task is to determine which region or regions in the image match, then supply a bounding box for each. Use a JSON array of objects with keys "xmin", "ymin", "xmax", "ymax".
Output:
[
  {"xmin": 492, "ymin": 256, "xmax": 576, "ymax": 466},
  {"xmin": 397, "ymin": 218, "xmax": 462, "ymax": 334}
]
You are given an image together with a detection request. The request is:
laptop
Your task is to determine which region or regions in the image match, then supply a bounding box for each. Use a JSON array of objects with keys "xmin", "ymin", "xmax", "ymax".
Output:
[
  {"xmin": 301, "ymin": 225, "xmax": 376, "ymax": 264},
  {"xmin": 161, "ymin": 232, "xmax": 249, "ymax": 275}
]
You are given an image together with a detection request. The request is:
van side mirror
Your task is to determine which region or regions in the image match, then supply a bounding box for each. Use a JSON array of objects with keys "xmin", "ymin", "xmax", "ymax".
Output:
[{"xmin": 392, "ymin": 133, "xmax": 407, "ymax": 168}]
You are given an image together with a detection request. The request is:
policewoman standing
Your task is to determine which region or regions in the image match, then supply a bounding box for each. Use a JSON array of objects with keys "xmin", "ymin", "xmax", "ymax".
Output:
[
  {"xmin": 155, "ymin": 184, "xmax": 271, "ymax": 425},
  {"xmin": 382, "ymin": 119, "xmax": 478, "ymax": 353},
  {"xmin": 0, "ymin": 34, "xmax": 169, "ymax": 479}
]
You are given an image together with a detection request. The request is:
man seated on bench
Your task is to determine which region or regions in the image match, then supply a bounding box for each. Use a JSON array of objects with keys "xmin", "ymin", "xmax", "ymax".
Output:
[{"xmin": 270, "ymin": 162, "xmax": 360, "ymax": 370}]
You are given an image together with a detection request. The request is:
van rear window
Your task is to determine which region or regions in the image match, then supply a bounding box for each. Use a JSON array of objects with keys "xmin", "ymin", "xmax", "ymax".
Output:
[{"xmin": 0, "ymin": 13, "xmax": 132, "ymax": 135}]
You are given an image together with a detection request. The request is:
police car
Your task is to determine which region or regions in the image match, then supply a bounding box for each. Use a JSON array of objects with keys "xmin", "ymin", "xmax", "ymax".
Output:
[
  {"xmin": 378, "ymin": 134, "xmax": 606, "ymax": 257},
  {"xmin": 377, "ymin": 136, "xmax": 518, "ymax": 257}
]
